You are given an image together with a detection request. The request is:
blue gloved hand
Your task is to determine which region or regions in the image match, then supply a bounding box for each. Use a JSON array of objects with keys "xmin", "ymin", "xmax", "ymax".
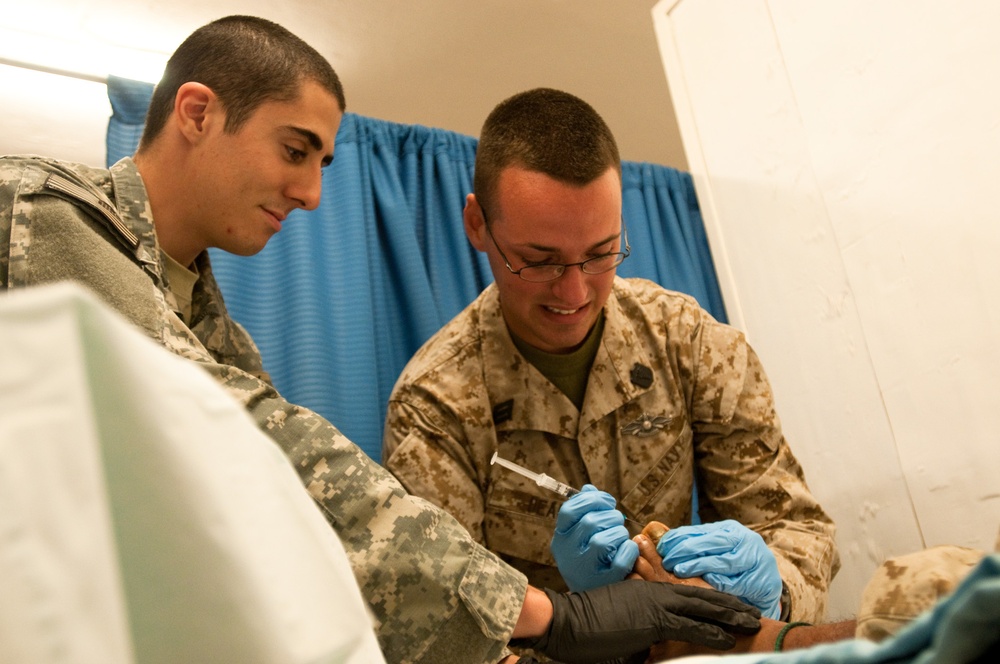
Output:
[
  {"xmin": 656, "ymin": 519, "xmax": 783, "ymax": 619},
  {"xmin": 550, "ymin": 484, "xmax": 639, "ymax": 592}
]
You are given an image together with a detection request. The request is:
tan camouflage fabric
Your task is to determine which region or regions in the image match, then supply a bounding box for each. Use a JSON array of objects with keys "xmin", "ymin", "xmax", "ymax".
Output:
[
  {"xmin": 0, "ymin": 155, "xmax": 526, "ymax": 664},
  {"xmin": 855, "ymin": 544, "xmax": 988, "ymax": 642},
  {"xmin": 384, "ymin": 278, "xmax": 840, "ymax": 623}
]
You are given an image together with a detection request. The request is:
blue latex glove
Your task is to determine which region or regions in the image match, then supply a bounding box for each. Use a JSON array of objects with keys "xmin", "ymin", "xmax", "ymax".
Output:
[
  {"xmin": 656, "ymin": 519, "xmax": 782, "ymax": 619},
  {"xmin": 550, "ymin": 484, "xmax": 639, "ymax": 592}
]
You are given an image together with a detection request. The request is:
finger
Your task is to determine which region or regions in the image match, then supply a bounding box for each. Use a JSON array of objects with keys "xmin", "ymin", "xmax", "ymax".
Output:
[
  {"xmin": 658, "ymin": 528, "xmax": 741, "ymax": 554},
  {"xmin": 577, "ymin": 507, "xmax": 627, "ymax": 535},
  {"xmin": 634, "ymin": 533, "xmax": 661, "ymax": 563},
  {"xmin": 636, "ymin": 535, "xmax": 716, "ymax": 589},
  {"xmin": 673, "ymin": 601, "xmax": 763, "ymax": 636},
  {"xmin": 610, "ymin": 538, "xmax": 640, "ymax": 575},
  {"xmin": 564, "ymin": 490, "xmax": 617, "ymax": 518},
  {"xmin": 663, "ymin": 620, "xmax": 737, "ymax": 651},
  {"xmin": 567, "ymin": 513, "xmax": 626, "ymax": 551},
  {"xmin": 656, "ymin": 530, "xmax": 740, "ymax": 563},
  {"xmin": 556, "ymin": 490, "xmax": 617, "ymax": 530},
  {"xmin": 673, "ymin": 552, "xmax": 751, "ymax": 578},
  {"xmin": 700, "ymin": 571, "xmax": 752, "ymax": 597},
  {"xmin": 587, "ymin": 526, "xmax": 631, "ymax": 565},
  {"xmin": 630, "ymin": 555, "xmax": 655, "ymax": 581},
  {"xmin": 633, "ymin": 535, "xmax": 690, "ymax": 584},
  {"xmin": 664, "ymin": 584, "xmax": 763, "ymax": 626},
  {"xmin": 641, "ymin": 520, "xmax": 669, "ymax": 545},
  {"xmin": 641, "ymin": 524, "xmax": 727, "ymax": 585}
]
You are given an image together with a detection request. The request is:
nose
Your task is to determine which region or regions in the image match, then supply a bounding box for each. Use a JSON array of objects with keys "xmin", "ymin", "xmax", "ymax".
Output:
[
  {"xmin": 288, "ymin": 165, "xmax": 323, "ymax": 211},
  {"xmin": 550, "ymin": 263, "xmax": 589, "ymax": 303}
]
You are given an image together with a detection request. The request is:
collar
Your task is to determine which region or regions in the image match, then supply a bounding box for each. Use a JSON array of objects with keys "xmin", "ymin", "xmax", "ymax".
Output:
[
  {"xmin": 479, "ymin": 277, "xmax": 657, "ymax": 437},
  {"xmin": 108, "ymin": 158, "xmax": 226, "ymax": 334},
  {"xmin": 109, "ymin": 157, "xmax": 166, "ymax": 287}
]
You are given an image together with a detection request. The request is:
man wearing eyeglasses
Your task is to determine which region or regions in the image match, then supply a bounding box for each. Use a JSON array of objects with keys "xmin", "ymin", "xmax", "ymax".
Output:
[{"xmin": 383, "ymin": 88, "xmax": 839, "ymax": 629}]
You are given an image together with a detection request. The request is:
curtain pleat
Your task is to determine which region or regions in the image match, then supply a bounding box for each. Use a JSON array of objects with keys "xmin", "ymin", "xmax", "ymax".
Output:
[
  {"xmin": 107, "ymin": 77, "xmax": 727, "ymax": 461},
  {"xmin": 105, "ymin": 75, "xmax": 154, "ymax": 166},
  {"xmin": 618, "ymin": 162, "xmax": 727, "ymax": 320}
]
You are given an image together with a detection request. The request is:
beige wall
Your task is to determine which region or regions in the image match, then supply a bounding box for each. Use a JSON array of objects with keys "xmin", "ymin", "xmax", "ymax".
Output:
[
  {"xmin": 0, "ymin": 0, "xmax": 685, "ymax": 168},
  {"xmin": 655, "ymin": 0, "xmax": 1000, "ymax": 618}
]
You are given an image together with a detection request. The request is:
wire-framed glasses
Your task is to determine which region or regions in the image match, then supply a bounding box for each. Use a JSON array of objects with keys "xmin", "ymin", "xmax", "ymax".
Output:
[{"xmin": 482, "ymin": 211, "xmax": 631, "ymax": 283}]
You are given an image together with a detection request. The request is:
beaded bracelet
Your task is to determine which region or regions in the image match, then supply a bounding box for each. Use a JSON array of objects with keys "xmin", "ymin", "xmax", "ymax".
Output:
[{"xmin": 774, "ymin": 621, "xmax": 812, "ymax": 652}]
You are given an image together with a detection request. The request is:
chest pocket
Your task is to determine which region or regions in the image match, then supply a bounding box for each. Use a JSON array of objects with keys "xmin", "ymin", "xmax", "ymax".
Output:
[
  {"xmin": 484, "ymin": 428, "xmax": 590, "ymax": 567},
  {"xmin": 483, "ymin": 474, "xmax": 562, "ymax": 567}
]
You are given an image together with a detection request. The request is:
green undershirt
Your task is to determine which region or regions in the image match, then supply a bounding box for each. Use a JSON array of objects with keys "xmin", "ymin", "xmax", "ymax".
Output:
[{"xmin": 510, "ymin": 312, "xmax": 605, "ymax": 411}]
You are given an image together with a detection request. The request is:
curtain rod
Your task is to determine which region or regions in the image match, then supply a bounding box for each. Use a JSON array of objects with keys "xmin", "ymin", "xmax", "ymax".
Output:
[{"xmin": 0, "ymin": 55, "xmax": 107, "ymax": 84}]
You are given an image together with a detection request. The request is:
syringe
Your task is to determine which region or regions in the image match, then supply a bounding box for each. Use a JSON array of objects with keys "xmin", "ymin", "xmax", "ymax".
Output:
[
  {"xmin": 489, "ymin": 452, "xmax": 643, "ymax": 527},
  {"xmin": 490, "ymin": 451, "xmax": 579, "ymax": 497}
]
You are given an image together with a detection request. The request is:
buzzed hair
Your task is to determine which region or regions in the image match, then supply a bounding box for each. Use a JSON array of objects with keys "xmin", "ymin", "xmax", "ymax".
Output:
[
  {"xmin": 473, "ymin": 87, "xmax": 621, "ymax": 218},
  {"xmin": 138, "ymin": 15, "xmax": 345, "ymax": 152}
]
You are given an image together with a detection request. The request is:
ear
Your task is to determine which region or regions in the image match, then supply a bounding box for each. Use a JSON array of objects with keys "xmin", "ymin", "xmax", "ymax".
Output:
[
  {"xmin": 174, "ymin": 82, "xmax": 221, "ymax": 144},
  {"xmin": 464, "ymin": 194, "xmax": 489, "ymax": 252}
]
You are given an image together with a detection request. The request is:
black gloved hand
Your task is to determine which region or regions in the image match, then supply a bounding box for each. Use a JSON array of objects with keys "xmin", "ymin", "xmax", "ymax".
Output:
[{"xmin": 511, "ymin": 579, "xmax": 761, "ymax": 664}]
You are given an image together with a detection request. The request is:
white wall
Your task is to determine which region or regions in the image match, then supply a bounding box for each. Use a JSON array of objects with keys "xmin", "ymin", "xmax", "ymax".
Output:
[
  {"xmin": 654, "ymin": 0, "xmax": 1000, "ymax": 618},
  {"xmin": 0, "ymin": 65, "xmax": 111, "ymax": 167}
]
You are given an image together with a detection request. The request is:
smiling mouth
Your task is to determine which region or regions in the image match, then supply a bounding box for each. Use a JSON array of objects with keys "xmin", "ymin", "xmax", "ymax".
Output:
[
  {"xmin": 545, "ymin": 305, "xmax": 582, "ymax": 315},
  {"xmin": 263, "ymin": 208, "xmax": 287, "ymax": 232}
]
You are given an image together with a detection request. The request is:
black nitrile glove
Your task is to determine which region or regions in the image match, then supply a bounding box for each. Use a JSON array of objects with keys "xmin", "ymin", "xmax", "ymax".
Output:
[{"xmin": 511, "ymin": 579, "xmax": 761, "ymax": 664}]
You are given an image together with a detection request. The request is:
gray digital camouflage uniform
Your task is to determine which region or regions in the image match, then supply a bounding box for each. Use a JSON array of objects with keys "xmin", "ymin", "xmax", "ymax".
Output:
[
  {"xmin": 0, "ymin": 155, "xmax": 527, "ymax": 664},
  {"xmin": 384, "ymin": 278, "xmax": 840, "ymax": 623}
]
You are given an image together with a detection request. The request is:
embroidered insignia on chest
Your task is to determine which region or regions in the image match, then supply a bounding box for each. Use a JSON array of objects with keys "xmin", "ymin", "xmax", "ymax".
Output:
[{"xmin": 621, "ymin": 412, "xmax": 672, "ymax": 437}]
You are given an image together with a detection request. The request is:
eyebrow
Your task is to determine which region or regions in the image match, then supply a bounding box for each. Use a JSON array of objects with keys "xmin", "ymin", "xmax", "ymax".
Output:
[
  {"xmin": 288, "ymin": 126, "xmax": 334, "ymax": 167},
  {"xmin": 522, "ymin": 231, "xmax": 621, "ymax": 254}
]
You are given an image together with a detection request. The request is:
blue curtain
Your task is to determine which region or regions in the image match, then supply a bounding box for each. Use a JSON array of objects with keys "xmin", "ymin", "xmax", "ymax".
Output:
[
  {"xmin": 107, "ymin": 77, "xmax": 727, "ymax": 462},
  {"xmin": 106, "ymin": 75, "xmax": 154, "ymax": 162}
]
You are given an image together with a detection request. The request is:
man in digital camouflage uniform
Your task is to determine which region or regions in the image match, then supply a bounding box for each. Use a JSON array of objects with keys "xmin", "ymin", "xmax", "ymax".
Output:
[
  {"xmin": 0, "ymin": 16, "xmax": 763, "ymax": 664},
  {"xmin": 383, "ymin": 88, "xmax": 839, "ymax": 625}
]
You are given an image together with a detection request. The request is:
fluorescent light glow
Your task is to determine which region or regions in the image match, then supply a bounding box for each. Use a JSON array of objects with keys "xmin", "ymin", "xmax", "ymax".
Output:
[{"xmin": 0, "ymin": 21, "xmax": 168, "ymax": 84}]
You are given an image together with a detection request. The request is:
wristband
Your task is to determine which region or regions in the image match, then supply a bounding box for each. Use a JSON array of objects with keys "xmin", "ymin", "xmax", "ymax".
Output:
[{"xmin": 773, "ymin": 621, "xmax": 811, "ymax": 652}]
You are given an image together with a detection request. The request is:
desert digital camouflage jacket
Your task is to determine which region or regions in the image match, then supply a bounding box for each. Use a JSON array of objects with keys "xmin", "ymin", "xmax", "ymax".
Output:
[
  {"xmin": 0, "ymin": 155, "xmax": 526, "ymax": 664},
  {"xmin": 854, "ymin": 543, "xmax": 988, "ymax": 642},
  {"xmin": 384, "ymin": 278, "xmax": 840, "ymax": 622}
]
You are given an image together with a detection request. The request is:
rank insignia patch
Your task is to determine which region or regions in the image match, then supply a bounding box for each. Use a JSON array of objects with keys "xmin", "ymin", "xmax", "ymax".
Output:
[{"xmin": 630, "ymin": 363, "xmax": 653, "ymax": 388}]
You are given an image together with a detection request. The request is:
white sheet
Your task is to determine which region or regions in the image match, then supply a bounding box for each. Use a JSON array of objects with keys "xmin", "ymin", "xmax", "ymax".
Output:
[{"xmin": 0, "ymin": 283, "xmax": 385, "ymax": 664}]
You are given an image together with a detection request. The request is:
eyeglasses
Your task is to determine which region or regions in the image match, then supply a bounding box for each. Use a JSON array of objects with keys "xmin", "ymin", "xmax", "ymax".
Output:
[{"xmin": 482, "ymin": 211, "xmax": 631, "ymax": 283}]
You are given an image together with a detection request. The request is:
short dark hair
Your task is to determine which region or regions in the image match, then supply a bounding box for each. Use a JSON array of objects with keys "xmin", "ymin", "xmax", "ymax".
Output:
[
  {"xmin": 473, "ymin": 87, "xmax": 621, "ymax": 218},
  {"xmin": 138, "ymin": 15, "xmax": 345, "ymax": 151}
]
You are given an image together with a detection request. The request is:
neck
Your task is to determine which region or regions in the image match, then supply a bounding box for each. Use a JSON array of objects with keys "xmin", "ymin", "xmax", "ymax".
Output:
[{"xmin": 133, "ymin": 148, "xmax": 204, "ymax": 267}]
